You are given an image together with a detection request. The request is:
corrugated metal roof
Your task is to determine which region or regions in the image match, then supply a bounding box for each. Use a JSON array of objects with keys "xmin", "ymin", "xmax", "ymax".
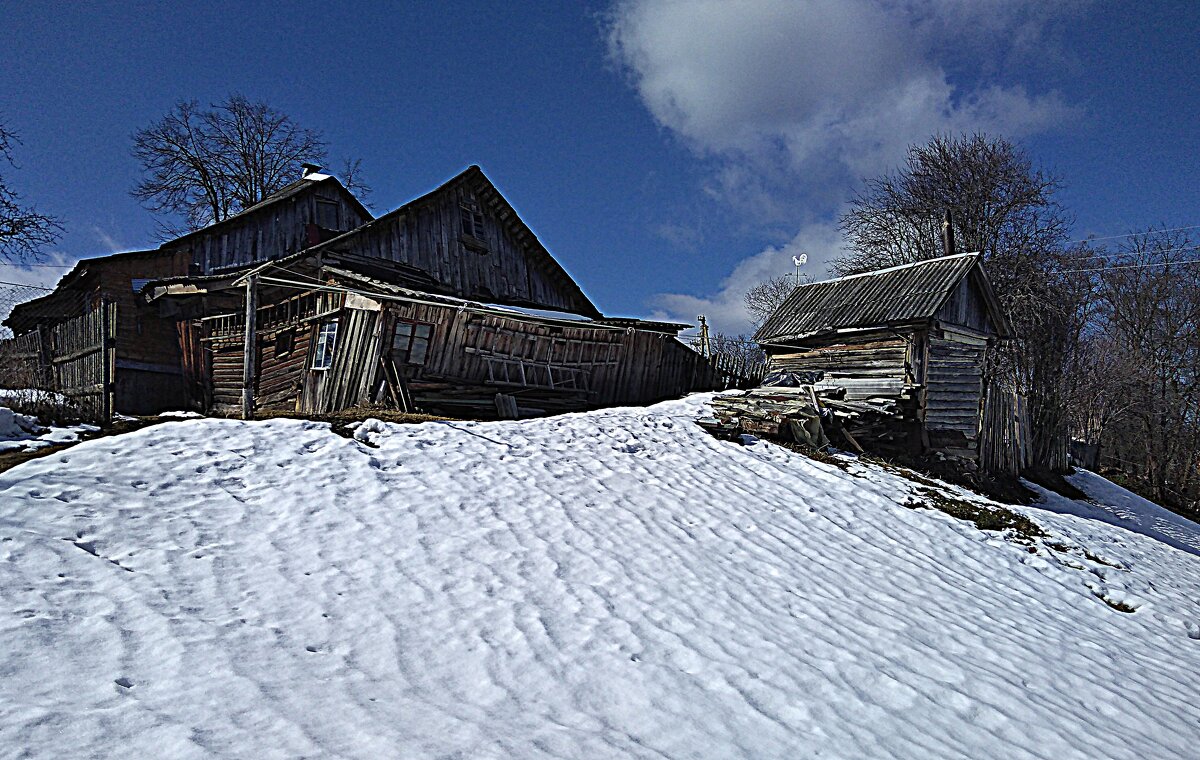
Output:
[{"xmin": 754, "ymin": 253, "xmax": 980, "ymax": 343}]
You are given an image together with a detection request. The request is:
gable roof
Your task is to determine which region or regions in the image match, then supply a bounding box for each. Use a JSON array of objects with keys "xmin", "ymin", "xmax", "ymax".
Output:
[
  {"xmin": 297, "ymin": 165, "xmax": 601, "ymax": 318},
  {"xmin": 754, "ymin": 253, "xmax": 1011, "ymax": 344},
  {"xmin": 5, "ymin": 248, "xmax": 170, "ymax": 331},
  {"xmin": 157, "ymin": 174, "xmax": 372, "ymax": 250}
]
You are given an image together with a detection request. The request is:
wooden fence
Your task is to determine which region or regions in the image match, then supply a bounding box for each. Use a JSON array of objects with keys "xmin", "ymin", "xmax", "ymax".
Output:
[
  {"xmin": 709, "ymin": 351, "xmax": 768, "ymax": 390},
  {"xmin": 979, "ymin": 387, "xmax": 1032, "ymax": 477},
  {"xmin": 0, "ymin": 303, "xmax": 116, "ymax": 423}
]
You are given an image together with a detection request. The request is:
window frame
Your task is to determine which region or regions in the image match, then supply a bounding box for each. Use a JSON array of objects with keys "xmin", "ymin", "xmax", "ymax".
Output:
[
  {"xmin": 390, "ymin": 319, "xmax": 435, "ymax": 366},
  {"xmin": 459, "ymin": 202, "xmax": 487, "ymax": 251},
  {"xmin": 311, "ymin": 319, "xmax": 339, "ymax": 371}
]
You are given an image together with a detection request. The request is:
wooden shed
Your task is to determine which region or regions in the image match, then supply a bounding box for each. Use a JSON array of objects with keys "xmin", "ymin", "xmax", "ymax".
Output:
[{"xmin": 753, "ymin": 253, "xmax": 1012, "ymax": 461}]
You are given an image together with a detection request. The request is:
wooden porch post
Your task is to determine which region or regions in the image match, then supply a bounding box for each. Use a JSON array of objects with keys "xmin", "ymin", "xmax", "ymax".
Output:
[{"xmin": 242, "ymin": 274, "xmax": 258, "ymax": 420}]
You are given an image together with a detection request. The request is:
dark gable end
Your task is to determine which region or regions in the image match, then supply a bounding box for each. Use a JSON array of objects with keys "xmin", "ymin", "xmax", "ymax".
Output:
[
  {"xmin": 163, "ymin": 175, "xmax": 373, "ymax": 274},
  {"xmin": 755, "ymin": 253, "xmax": 1010, "ymax": 344},
  {"xmin": 301, "ymin": 166, "xmax": 601, "ymax": 318}
]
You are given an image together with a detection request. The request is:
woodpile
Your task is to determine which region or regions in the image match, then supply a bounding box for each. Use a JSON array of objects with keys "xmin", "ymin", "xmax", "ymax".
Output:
[{"xmin": 703, "ymin": 384, "xmax": 921, "ymax": 454}]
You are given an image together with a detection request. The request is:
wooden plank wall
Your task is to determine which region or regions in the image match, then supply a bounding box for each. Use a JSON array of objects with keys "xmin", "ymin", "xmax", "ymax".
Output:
[
  {"xmin": 188, "ymin": 184, "xmax": 369, "ymax": 273},
  {"xmin": 924, "ymin": 331, "xmax": 986, "ymax": 458},
  {"xmin": 198, "ymin": 292, "xmax": 723, "ymax": 418},
  {"xmin": 334, "ymin": 184, "xmax": 593, "ymax": 315},
  {"xmin": 934, "ymin": 274, "xmax": 995, "ymax": 336},
  {"xmin": 49, "ymin": 304, "xmax": 116, "ymax": 422},
  {"xmin": 300, "ymin": 307, "xmax": 382, "ymax": 414},
  {"xmin": 979, "ymin": 387, "xmax": 1031, "ymax": 476}
]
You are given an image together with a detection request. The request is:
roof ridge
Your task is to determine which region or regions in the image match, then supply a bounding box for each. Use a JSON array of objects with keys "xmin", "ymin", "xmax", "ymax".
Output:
[{"xmin": 806, "ymin": 251, "xmax": 980, "ymax": 288}]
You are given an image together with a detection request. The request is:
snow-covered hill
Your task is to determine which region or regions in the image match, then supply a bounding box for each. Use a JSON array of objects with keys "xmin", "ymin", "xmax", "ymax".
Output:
[{"xmin": 1, "ymin": 395, "xmax": 1198, "ymax": 759}]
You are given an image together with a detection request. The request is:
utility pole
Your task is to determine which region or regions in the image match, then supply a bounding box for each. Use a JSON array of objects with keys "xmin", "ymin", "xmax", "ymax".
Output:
[{"xmin": 697, "ymin": 315, "xmax": 712, "ymax": 359}]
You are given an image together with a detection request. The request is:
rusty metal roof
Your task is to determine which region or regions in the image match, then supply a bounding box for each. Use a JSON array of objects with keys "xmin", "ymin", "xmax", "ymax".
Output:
[{"xmin": 754, "ymin": 253, "xmax": 982, "ymax": 343}]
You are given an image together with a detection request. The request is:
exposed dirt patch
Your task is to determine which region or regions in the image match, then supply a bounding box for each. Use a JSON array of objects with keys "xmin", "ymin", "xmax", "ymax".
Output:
[
  {"xmin": 251, "ymin": 406, "xmax": 453, "ymax": 426},
  {"xmin": 902, "ymin": 486, "xmax": 1048, "ymax": 543},
  {"xmin": 0, "ymin": 416, "xmax": 168, "ymax": 475}
]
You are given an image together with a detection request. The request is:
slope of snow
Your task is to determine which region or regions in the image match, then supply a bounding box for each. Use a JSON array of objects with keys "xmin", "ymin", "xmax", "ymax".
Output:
[{"xmin": 1, "ymin": 395, "xmax": 1198, "ymax": 759}]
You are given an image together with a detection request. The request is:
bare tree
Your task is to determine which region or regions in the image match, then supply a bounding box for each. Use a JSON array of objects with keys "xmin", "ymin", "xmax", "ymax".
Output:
[
  {"xmin": 0, "ymin": 121, "xmax": 62, "ymax": 262},
  {"xmin": 836, "ymin": 133, "xmax": 1069, "ymax": 275},
  {"xmin": 836, "ymin": 133, "xmax": 1085, "ymax": 471},
  {"xmin": 131, "ymin": 95, "xmax": 328, "ymax": 235},
  {"xmin": 339, "ymin": 157, "xmax": 373, "ymax": 208},
  {"xmin": 745, "ymin": 274, "xmax": 804, "ymax": 328},
  {"xmin": 1092, "ymin": 229, "xmax": 1200, "ymax": 514}
]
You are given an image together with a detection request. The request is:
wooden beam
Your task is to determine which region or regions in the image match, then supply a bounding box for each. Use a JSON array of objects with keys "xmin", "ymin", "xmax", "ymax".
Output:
[{"xmin": 242, "ymin": 274, "xmax": 258, "ymax": 420}]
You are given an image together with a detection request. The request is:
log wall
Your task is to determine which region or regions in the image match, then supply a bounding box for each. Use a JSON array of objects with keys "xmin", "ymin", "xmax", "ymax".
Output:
[{"xmin": 766, "ymin": 333, "xmax": 911, "ymax": 401}]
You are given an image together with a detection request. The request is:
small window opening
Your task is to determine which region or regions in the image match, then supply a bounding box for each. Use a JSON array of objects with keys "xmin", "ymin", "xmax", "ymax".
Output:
[
  {"xmin": 460, "ymin": 203, "xmax": 486, "ymax": 243},
  {"xmin": 274, "ymin": 330, "xmax": 295, "ymax": 358},
  {"xmin": 311, "ymin": 320, "xmax": 339, "ymax": 370},
  {"xmin": 391, "ymin": 320, "xmax": 434, "ymax": 365}
]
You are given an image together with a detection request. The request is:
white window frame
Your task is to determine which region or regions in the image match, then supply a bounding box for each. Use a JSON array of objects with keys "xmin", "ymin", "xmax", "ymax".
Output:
[{"xmin": 311, "ymin": 319, "xmax": 339, "ymax": 370}]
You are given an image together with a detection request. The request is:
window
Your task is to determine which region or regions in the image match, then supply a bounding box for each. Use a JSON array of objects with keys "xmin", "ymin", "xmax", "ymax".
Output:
[
  {"xmin": 391, "ymin": 320, "xmax": 434, "ymax": 365},
  {"xmin": 274, "ymin": 330, "xmax": 295, "ymax": 358},
  {"xmin": 460, "ymin": 203, "xmax": 486, "ymax": 243},
  {"xmin": 316, "ymin": 199, "xmax": 340, "ymax": 230},
  {"xmin": 311, "ymin": 320, "xmax": 338, "ymax": 370}
]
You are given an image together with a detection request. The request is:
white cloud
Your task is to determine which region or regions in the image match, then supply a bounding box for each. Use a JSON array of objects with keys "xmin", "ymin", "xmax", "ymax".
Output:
[
  {"xmin": 0, "ymin": 253, "xmax": 76, "ymax": 330},
  {"xmin": 610, "ymin": 0, "xmax": 1081, "ymax": 333},
  {"xmin": 608, "ymin": 0, "xmax": 1075, "ymax": 186},
  {"xmin": 650, "ymin": 220, "xmax": 845, "ymax": 335},
  {"xmin": 92, "ymin": 226, "xmax": 125, "ymax": 253}
]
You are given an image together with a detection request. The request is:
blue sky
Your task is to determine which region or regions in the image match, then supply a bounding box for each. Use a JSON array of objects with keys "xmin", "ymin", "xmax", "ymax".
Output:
[{"xmin": 3, "ymin": 1, "xmax": 1198, "ymax": 333}]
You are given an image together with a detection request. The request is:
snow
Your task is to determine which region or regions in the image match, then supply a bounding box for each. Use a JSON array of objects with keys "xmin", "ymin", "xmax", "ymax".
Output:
[
  {"xmin": 0, "ymin": 405, "xmax": 97, "ymax": 453},
  {"xmin": 1, "ymin": 395, "xmax": 1198, "ymax": 758}
]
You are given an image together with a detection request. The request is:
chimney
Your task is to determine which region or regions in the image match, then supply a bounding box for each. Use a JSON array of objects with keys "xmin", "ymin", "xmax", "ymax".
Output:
[
  {"xmin": 301, "ymin": 162, "xmax": 323, "ymax": 179},
  {"xmin": 941, "ymin": 209, "xmax": 957, "ymax": 258}
]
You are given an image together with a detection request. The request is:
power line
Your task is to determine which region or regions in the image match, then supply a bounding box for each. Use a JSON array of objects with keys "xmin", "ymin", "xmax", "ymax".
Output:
[
  {"xmin": 0, "ymin": 262, "xmax": 76, "ymax": 268},
  {"xmin": 1064, "ymin": 224, "xmax": 1200, "ymax": 247},
  {"xmin": 1065, "ymin": 243, "xmax": 1200, "ymax": 262},
  {"xmin": 0, "ymin": 279, "xmax": 53, "ymax": 290},
  {"xmin": 1055, "ymin": 257, "xmax": 1200, "ymax": 275}
]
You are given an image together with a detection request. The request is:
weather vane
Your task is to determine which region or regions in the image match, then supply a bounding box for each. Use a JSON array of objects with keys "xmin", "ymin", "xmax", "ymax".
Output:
[{"xmin": 792, "ymin": 253, "xmax": 807, "ymax": 284}]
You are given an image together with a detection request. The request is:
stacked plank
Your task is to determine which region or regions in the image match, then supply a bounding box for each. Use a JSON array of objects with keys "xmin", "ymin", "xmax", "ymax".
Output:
[{"xmin": 704, "ymin": 384, "xmax": 919, "ymax": 453}]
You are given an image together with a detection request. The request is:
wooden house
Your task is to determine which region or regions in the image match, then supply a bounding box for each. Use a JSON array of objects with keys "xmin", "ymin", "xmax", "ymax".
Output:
[
  {"xmin": 3, "ymin": 172, "xmax": 371, "ymax": 414},
  {"xmin": 753, "ymin": 253, "xmax": 1012, "ymax": 461},
  {"xmin": 144, "ymin": 165, "xmax": 727, "ymax": 418}
]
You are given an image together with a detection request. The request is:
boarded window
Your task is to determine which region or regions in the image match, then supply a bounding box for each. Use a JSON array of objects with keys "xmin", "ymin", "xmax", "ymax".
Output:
[
  {"xmin": 316, "ymin": 199, "xmax": 339, "ymax": 230},
  {"xmin": 391, "ymin": 320, "xmax": 434, "ymax": 365},
  {"xmin": 311, "ymin": 320, "xmax": 338, "ymax": 370}
]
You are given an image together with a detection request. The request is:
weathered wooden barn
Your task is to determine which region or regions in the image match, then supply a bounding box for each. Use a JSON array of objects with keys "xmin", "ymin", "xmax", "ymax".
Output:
[
  {"xmin": 3, "ymin": 171, "xmax": 374, "ymax": 414},
  {"xmin": 753, "ymin": 252, "xmax": 1012, "ymax": 461},
  {"xmin": 142, "ymin": 165, "xmax": 728, "ymax": 418}
]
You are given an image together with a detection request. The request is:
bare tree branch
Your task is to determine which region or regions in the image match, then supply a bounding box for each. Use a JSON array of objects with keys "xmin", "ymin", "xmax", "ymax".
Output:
[
  {"xmin": 745, "ymin": 274, "xmax": 804, "ymax": 328},
  {"xmin": 131, "ymin": 95, "xmax": 328, "ymax": 235},
  {"xmin": 0, "ymin": 120, "xmax": 63, "ymax": 263}
]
